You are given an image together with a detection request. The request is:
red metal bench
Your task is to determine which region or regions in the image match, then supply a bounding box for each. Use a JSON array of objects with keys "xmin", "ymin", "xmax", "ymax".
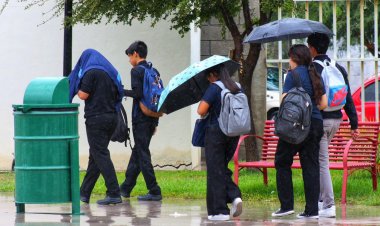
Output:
[{"xmin": 233, "ymin": 120, "xmax": 379, "ymax": 204}]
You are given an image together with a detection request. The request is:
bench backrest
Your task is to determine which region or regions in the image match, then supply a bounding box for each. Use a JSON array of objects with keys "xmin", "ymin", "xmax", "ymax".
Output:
[
  {"xmin": 329, "ymin": 122, "xmax": 379, "ymax": 164},
  {"xmin": 260, "ymin": 121, "xmax": 379, "ymax": 164}
]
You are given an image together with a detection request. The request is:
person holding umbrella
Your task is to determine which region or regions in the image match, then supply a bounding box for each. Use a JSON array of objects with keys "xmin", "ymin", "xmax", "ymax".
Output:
[
  {"xmin": 197, "ymin": 64, "xmax": 243, "ymax": 221},
  {"xmin": 272, "ymin": 44, "xmax": 327, "ymax": 219},
  {"xmin": 307, "ymin": 33, "xmax": 359, "ymax": 218}
]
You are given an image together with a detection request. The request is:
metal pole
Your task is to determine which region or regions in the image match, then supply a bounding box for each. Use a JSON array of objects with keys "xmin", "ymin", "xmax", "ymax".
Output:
[{"xmin": 63, "ymin": 0, "xmax": 72, "ymax": 77}]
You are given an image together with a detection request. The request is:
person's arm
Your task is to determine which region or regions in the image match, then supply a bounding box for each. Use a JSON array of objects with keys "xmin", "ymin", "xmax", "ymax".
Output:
[
  {"xmin": 197, "ymin": 101, "xmax": 210, "ymax": 117},
  {"xmin": 78, "ymin": 71, "xmax": 94, "ymax": 100},
  {"xmin": 318, "ymin": 94, "xmax": 328, "ymax": 110},
  {"xmin": 78, "ymin": 90, "xmax": 89, "ymax": 100},
  {"xmin": 337, "ymin": 65, "xmax": 358, "ymax": 130},
  {"xmin": 124, "ymin": 67, "xmax": 143, "ymax": 99}
]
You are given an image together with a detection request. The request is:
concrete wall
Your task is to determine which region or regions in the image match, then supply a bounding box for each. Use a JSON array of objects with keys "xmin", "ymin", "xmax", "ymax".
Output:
[{"xmin": 0, "ymin": 2, "xmax": 192, "ymax": 171}]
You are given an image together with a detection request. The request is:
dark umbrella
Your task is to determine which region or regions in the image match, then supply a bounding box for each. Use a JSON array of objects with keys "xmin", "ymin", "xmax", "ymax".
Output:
[
  {"xmin": 158, "ymin": 55, "xmax": 240, "ymax": 114},
  {"xmin": 244, "ymin": 18, "xmax": 333, "ymax": 44}
]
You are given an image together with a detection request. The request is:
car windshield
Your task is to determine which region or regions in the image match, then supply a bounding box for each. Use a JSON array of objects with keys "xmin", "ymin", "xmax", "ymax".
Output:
[{"xmin": 267, "ymin": 67, "xmax": 280, "ymax": 91}]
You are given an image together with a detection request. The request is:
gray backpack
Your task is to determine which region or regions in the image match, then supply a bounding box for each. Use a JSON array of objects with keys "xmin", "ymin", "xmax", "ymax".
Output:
[
  {"xmin": 214, "ymin": 81, "xmax": 251, "ymax": 137},
  {"xmin": 274, "ymin": 72, "xmax": 312, "ymax": 144}
]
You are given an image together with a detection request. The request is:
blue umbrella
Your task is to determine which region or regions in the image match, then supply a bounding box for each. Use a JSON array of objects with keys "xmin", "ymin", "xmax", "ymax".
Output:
[
  {"xmin": 244, "ymin": 18, "xmax": 333, "ymax": 44},
  {"xmin": 158, "ymin": 55, "xmax": 239, "ymax": 114}
]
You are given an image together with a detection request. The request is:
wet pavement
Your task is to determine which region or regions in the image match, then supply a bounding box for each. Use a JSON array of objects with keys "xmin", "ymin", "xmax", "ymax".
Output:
[{"xmin": 0, "ymin": 194, "xmax": 379, "ymax": 225}]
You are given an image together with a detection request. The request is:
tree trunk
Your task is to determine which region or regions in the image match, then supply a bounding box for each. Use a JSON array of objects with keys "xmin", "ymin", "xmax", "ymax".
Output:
[
  {"xmin": 250, "ymin": 48, "xmax": 267, "ymax": 160},
  {"xmin": 238, "ymin": 43, "xmax": 262, "ymax": 161}
]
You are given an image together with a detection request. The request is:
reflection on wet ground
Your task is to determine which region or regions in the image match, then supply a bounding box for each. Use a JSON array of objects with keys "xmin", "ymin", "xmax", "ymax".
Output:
[{"xmin": 0, "ymin": 194, "xmax": 377, "ymax": 226}]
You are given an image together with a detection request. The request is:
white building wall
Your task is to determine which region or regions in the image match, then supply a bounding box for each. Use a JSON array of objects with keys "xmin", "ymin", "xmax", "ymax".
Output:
[{"xmin": 0, "ymin": 2, "xmax": 192, "ymax": 171}]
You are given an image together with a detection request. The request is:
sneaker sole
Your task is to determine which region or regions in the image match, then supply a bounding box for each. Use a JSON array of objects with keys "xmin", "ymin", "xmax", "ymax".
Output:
[
  {"xmin": 297, "ymin": 216, "xmax": 319, "ymax": 219},
  {"xmin": 272, "ymin": 210, "xmax": 295, "ymax": 217},
  {"xmin": 232, "ymin": 202, "xmax": 243, "ymax": 217}
]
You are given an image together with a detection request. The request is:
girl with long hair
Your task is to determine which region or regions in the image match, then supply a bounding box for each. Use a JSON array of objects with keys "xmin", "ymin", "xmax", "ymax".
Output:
[
  {"xmin": 272, "ymin": 44, "xmax": 327, "ymax": 219},
  {"xmin": 197, "ymin": 63, "xmax": 243, "ymax": 221}
]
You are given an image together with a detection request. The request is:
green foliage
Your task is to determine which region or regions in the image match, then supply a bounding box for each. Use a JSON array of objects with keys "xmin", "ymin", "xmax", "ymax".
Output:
[{"xmin": 0, "ymin": 168, "xmax": 378, "ymax": 205}]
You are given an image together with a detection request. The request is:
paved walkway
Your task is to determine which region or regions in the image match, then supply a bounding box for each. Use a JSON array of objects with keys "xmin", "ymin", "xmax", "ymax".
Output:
[{"xmin": 0, "ymin": 195, "xmax": 379, "ymax": 225}]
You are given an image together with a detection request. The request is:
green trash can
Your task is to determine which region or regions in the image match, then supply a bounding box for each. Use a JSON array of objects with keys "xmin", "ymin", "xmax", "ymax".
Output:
[{"xmin": 13, "ymin": 77, "xmax": 80, "ymax": 215}]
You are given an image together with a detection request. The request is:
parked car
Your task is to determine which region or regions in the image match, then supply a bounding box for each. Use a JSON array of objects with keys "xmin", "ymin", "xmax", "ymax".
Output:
[
  {"xmin": 266, "ymin": 67, "xmax": 285, "ymax": 120},
  {"xmin": 342, "ymin": 76, "xmax": 380, "ymax": 121}
]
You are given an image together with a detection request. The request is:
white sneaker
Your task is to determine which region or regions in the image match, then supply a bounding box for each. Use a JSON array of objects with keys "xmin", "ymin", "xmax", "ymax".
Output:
[
  {"xmin": 208, "ymin": 214, "xmax": 230, "ymax": 221},
  {"xmin": 319, "ymin": 205, "xmax": 336, "ymax": 218},
  {"xmin": 318, "ymin": 201, "xmax": 323, "ymax": 210},
  {"xmin": 231, "ymin": 197, "xmax": 243, "ymax": 217}
]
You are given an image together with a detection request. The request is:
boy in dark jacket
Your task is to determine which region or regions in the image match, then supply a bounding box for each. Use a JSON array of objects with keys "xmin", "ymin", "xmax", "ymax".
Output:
[
  {"xmin": 307, "ymin": 33, "xmax": 359, "ymax": 218},
  {"xmin": 120, "ymin": 41, "xmax": 163, "ymax": 201}
]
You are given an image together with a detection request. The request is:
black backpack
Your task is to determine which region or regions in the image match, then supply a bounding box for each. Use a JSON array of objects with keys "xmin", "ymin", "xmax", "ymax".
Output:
[
  {"xmin": 274, "ymin": 71, "xmax": 312, "ymax": 144},
  {"xmin": 111, "ymin": 104, "xmax": 132, "ymax": 148}
]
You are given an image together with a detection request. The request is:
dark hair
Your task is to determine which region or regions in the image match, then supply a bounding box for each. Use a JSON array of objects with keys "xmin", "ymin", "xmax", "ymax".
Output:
[
  {"xmin": 307, "ymin": 33, "xmax": 330, "ymax": 54},
  {"xmin": 125, "ymin": 41, "xmax": 148, "ymax": 58},
  {"xmin": 205, "ymin": 64, "xmax": 240, "ymax": 94},
  {"xmin": 288, "ymin": 44, "xmax": 324, "ymax": 104}
]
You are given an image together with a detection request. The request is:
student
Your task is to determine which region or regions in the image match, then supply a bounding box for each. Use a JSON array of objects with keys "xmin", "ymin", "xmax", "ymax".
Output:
[
  {"xmin": 307, "ymin": 33, "xmax": 359, "ymax": 218},
  {"xmin": 68, "ymin": 49, "xmax": 124, "ymax": 205},
  {"xmin": 197, "ymin": 64, "xmax": 243, "ymax": 221},
  {"xmin": 119, "ymin": 41, "xmax": 163, "ymax": 201},
  {"xmin": 272, "ymin": 44, "xmax": 327, "ymax": 219}
]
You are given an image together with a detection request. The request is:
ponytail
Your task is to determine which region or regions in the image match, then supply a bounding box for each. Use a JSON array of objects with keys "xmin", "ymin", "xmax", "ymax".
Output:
[{"xmin": 308, "ymin": 63, "xmax": 324, "ymax": 105}]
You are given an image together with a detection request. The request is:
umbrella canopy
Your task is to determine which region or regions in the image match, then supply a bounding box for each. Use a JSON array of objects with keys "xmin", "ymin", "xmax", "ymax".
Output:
[
  {"xmin": 244, "ymin": 18, "xmax": 333, "ymax": 44},
  {"xmin": 158, "ymin": 55, "xmax": 240, "ymax": 114}
]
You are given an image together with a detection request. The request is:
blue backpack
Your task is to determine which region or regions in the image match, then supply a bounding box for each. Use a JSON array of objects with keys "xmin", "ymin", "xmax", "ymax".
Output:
[{"xmin": 139, "ymin": 63, "xmax": 164, "ymax": 112}]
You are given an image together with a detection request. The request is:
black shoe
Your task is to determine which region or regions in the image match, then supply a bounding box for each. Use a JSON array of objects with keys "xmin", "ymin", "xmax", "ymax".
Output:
[
  {"xmin": 80, "ymin": 196, "xmax": 89, "ymax": 204},
  {"xmin": 137, "ymin": 193, "xmax": 162, "ymax": 201},
  {"xmin": 271, "ymin": 208, "xmax": 295, "ymax": 217},
  {"xmin": 120, "ymin": 190, "xmax": 130, "ymax": 198},
  {"xmin": 296, "ymin": 212, "xmax": 319, "ymax": 219},
  {"xmin": 96, "ymin": 196, "xmax": 122, "ymax": 205}
]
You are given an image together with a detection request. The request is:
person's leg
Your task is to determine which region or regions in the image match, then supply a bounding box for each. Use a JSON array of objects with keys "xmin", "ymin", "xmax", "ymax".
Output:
[
  {"xmin": 85, "ymin": 114, "xmax": 120, "ymax": 198},
  {"xmin": 205, "ymin": 124, "xmax": 230, "ymax": 216},
  {"xmin": 225, "ymin": 136, "xmax": 242, "ymax": 217},
  {"xmin": 225, "ymin": 136, "xmax": 241, "ymax": 202},
  {"xmin": 80, "ymin": 153, "xmax": 100, "ymax": 200},
  {"xmin": 299, "ymin": 119, "xmax": 323, "ymax": 216},
  {"xmin": 120, "ymin": 146, "xmax": 141, "ymax": 196},
  {"xmin": 319, "ymin": 119, "xmax": 339, "ymax": 208},
  {"xmin": 135, "ymin": 122, "xmax": 161, "ymax": 195},
  {"xmin": 274, "ymin": 139, "xmax": 297, "ymax": 212}
]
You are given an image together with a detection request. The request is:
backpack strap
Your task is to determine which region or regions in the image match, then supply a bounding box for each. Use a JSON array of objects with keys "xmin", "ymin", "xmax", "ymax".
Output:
[
  {"xmin": 213, "ymin": 80, "xmax": 225, "ymax": 89},
  {"xmin": 120, "ymin": 104, "xmax": 132, "ymax": 148},
  {"xmin": 313, "ymin": 59, "xmax": 336, "ymax": 68},
  {"xmin": 213, "ymin": 81, "xmax": 242, "ymax": 90}
]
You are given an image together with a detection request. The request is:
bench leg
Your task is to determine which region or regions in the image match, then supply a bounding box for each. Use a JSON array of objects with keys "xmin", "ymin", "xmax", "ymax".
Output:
[
  {"xmin": 372, "ymin": 166, "xmax": 378, "ymax": 191},
  {"xmin": 263, "ymin": 168, "xmax": 268, "ymax": 186},
  {"xmin": 234, "ymin": 164, "xmax": 239, "ymax": 185},
  {"xmin": 341, "ymin": 168, "xmax": 348, "ymax": 205}
]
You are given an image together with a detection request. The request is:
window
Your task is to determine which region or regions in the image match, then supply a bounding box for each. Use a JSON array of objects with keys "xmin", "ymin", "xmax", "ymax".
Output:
[{"xmin": 364, "ymin": 83, "xmax": 380, "ymax": 102}]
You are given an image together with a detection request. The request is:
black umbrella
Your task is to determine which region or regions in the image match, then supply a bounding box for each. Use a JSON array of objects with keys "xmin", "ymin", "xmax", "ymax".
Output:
[{"xmin": 244, "ymin": 18, "xmax": 333, "ymax": 44}]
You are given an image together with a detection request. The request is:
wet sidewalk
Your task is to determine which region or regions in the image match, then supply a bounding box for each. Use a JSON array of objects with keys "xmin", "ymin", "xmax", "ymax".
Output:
[{"xmin": 0, "ymin": 194, "xmax": 379, "ymax": 225}]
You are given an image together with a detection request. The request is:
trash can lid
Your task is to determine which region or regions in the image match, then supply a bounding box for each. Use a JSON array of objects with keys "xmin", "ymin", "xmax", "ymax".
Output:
[
  {"xmin": 23, "ymin": 77, "xmax": 70, "ymax": 105},
  {"xmin": 12, "ymin": 77, "xmax": 79, "ymax": 113}
]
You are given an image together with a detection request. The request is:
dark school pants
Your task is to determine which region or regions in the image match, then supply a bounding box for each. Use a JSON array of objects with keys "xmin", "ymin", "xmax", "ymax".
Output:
[
  {"xmin": 120, "ymin": 121, "xmax": 161, "ymax": 195},
  {"xmin": 204, "ymin": 124, "xmax": 242, "ymax": 216},
  {"xmin": 275, "ymin": 118, "xmax": 323, "ymax": 215},
  {"xmin": 80, "ymin": 113, "xmax": 120, "ymax": 198}
]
